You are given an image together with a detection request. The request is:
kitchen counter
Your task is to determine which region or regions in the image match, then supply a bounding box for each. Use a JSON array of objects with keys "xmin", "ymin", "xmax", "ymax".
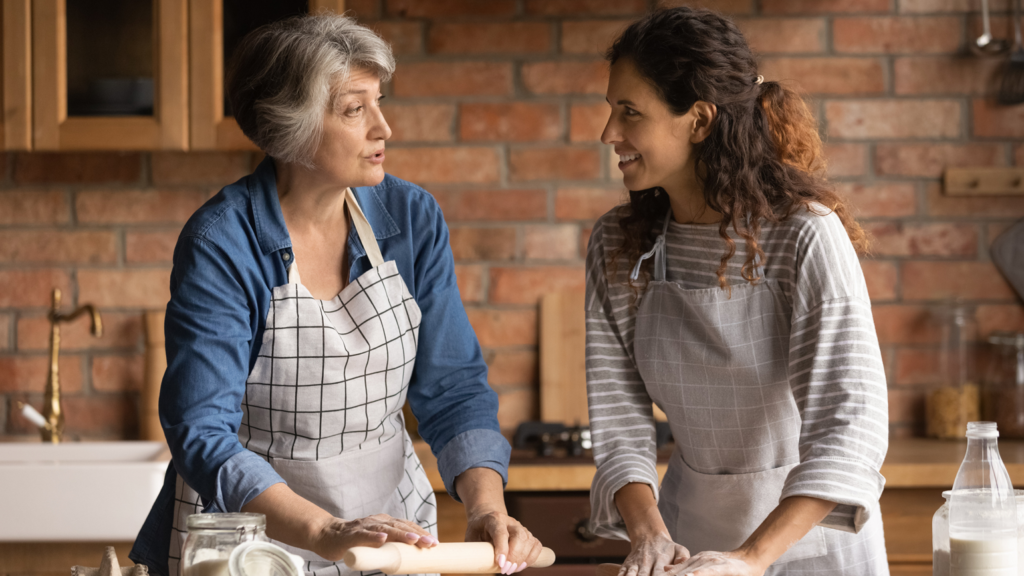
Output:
[{"xmin": 414, "ymin": 438, "xmax": 1024, "ymax": 491}]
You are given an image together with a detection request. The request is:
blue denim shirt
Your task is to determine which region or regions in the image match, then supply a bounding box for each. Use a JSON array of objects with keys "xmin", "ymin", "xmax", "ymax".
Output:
[{"xmin": 130, "ymin": 158, "xmax": 510, "ymax": 575}]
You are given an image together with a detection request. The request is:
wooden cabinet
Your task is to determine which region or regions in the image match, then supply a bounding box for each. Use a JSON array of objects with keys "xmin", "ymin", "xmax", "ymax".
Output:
[{"xmin": 4, "ymin": 0, "xmax": 345, "ymax": 151}]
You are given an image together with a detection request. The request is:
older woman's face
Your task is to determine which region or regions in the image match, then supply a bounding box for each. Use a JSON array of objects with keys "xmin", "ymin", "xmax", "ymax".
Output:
[{"xmin": 315, "ymin": 67, "xmax": 391, "ymax": 186}]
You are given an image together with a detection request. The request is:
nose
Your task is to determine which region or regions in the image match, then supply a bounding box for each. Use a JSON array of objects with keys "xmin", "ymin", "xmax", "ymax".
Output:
[
  {"xmin": 373, "ymin": 104, "xmax": 392, "ymax": 141},
  {"xmin": 600, "ymin": 111, "xmax": 619, "ymax": 146}
]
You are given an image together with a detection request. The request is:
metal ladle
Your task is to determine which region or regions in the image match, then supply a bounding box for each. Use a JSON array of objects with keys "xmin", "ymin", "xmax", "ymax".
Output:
[{"xmin": 974, "ymin": 0, "xmax": 1011, "ymax": 56}]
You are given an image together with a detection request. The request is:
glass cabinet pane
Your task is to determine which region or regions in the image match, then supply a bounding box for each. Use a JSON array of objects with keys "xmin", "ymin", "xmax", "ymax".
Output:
[
  {"xmin": 66, "ymin": 0, "xmax": 154, "ymax": 116},
  {"xmin": 223, "ymin": 0, "xmax": 308, "ymax": 116}
]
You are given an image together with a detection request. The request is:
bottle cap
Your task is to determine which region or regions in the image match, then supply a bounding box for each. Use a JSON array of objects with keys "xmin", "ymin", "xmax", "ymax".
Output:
[{"xmin": 966, "ymin": 421, "xmax": 999, "ymax": 439}]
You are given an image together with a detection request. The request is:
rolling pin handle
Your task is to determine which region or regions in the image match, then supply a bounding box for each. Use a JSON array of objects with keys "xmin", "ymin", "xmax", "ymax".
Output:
[{"xmin": 344, "ymin": 545, "xmax": 401, "ymax": 574}]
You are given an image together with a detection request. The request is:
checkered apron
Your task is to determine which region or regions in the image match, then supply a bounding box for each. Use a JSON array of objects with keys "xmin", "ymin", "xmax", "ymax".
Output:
[
  {"xmin": 631, "ymin": 211, "xmax": 885, "ymax": 575},
  {"xmin": 169, "ymin": 188, "xmax": 437, "ymax": 576}
]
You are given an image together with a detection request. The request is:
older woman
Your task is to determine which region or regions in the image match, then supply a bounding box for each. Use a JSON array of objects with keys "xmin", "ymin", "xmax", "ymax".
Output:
[{"xmin": 130, "ymin": 15, "xmax": 541, "ymax": 576}]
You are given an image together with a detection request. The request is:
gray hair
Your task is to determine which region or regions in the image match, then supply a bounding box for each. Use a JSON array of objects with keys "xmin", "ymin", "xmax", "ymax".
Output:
[{"xmin": 227, "ymin": 14, "xmax": 395, "ymax": 167}]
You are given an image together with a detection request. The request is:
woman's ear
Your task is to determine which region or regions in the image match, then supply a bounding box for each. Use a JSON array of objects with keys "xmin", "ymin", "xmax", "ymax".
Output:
[{"xmin": 690, "ymin": 101, "xmax": 717, "ymax": 144}]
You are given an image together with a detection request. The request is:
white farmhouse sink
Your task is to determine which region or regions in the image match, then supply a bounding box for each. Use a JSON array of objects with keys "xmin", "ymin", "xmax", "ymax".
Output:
[{"xmin": 0, "ymin": 441, "xmax": 170, "ymax": 541}]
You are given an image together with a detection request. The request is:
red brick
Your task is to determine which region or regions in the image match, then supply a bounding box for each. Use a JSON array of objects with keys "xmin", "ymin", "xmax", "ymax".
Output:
[
  {"xmin": 496, "ymin": 387, "xmax": 537, "ymax": 432},
  {"xmin": 761, "ymin": 0, "xmax": 890, "ymax": 13},
  {"xmin": 525, "ymin": 0, "xmax": 646, "ymax": 15},
  {"xmin": 75, "ymin": 189, "xmax": 207, "ymax": 224},
  {"xmin": 873, "ymin": 304, "xmax": 940, "ymax": 345},
  {"xmin": 835, "ymin": 182, "xmax": 917, "ymax": 218},
  {"xmin": 581, "ymin": 226, "xmax": 594, "ymax": 256},
  {"xmin": 555, "ymin": 187, "xmax": 625, "ymax": 220},
  {"xmin": 77, "ymin": 269, "xmax": 172, "ymax": 309},
  {"xmin": 894, "ymin": 348, "xmax": 941, "ymax": 386},
  {"xmin": 393, "ymin": 62, "xmax": 512, "ymax": 97},
  {"xmin": 0, "ymin": 230, "xmax": 117, "ymax": 264},
  {"xmin": 824, "ymin": 143, "xmax": 867, "ymax": 177},
  {"xmin": 0, "ymin": 270, "xmax": 72, "ymax": 308},
  {"xmin": 522, "ymin": 61, "xmax": 609, "ymax": 96},
  {"xmin": 900, "ymin": 0, "xmax": 1011, "ymax": 12},
  {"xmin": 17, "ymin": 312, "xmax": 141, "ymax": 352},
  {"xmin": 894, "ymin": 57, "xmax": 1001, "ymax": 95},
  {"xmin": 455, "ymin": 264, "xmax": 484, "ymax": 303},
  {"xmin": 0, "ymin": 356, "xmax": 83, "ymax": 393},
  {"xmin": 151, "ymin": 152, "xmax": 252, "ymax": 186},
  {"xmin": 860, "ymin": 259, "xmax": 897, "ymax": 301},
  {"xmin": 489, "ymin": 266, "xmax": 585, "ymax": 304},
  {"xmin": 509, "ymin": 147, "xmax": 602, "ymax": 182},
  {"xmin": 825, "ymin": 100, "xmax": 961, "ymax": 139},
  {"xmin": 889, "ymin": 389, "xmax": 925, "ymax": 426},
  {"xmin": 760, "ymin": 57, "xmax": 884, "ymax": 95},
  {"xmin": 926, "ymin": 183, "xmax": 1024, "ymax": 217},
  {"xmin": 385, "ymin": 104, "xmax": 455, "ymax": 143},
  {"xmin": 977, "ymin": 305, "xmax": 1024, "ymax": 336},
  {"xmin": 524, "ymin": 225, "xmax": 581, "ymax": 261},
  {"xmin": 561, "ymin": 20, "xmax": 632, "ymax": 55},
  {"xmin": 62, "ymin": 395, "xmax": 137, "ymax": 437},
  {"xmin": 386, "ymin": 0, "xmax": 516, "ymax": 17},
  {"xmin": 126, "ymin": 230, "xmax": 179, "ymax": 264},
  {"xmin": 386, "ymin": 147, "xmax": 500, "ymax": 184},
  {"xmin": 863, "ymin": 222, "xmax": 978, "ymax": 257},
  {"xmin": 656, "ymin": 0, "xmax": 754, "ymax": 13},
  {"xmin": 484, "ymin": 349, "xmax": 538, "ymax": 388},
  {"xmin": 0, "ymin": 314, "xmax": 10, "ymax": 351},
  {"xmin": 570, "ymin": 103, "xmax": 609, "ymax": 143},
  {"xmin": 875, "ymin": 143, "xmax": 1006, "ymax": 177},
  {"xmin": 901, "ymin": 261, "xmax": 1016, "ymax": 301},
  {"xmin": 13, "ymin": 153, "xmax": 141, "ymax": 184},
  {"xmin": 92, "ymin": 355, "xmax": 143, "ymax": 392},
  {"xmin": 973, "ymin": 99, "xmax": 1024, "ymax": 138},
  {"xmin": 460, "ymin": 103, "xmax": 562, "ymax": 142},
  {"xmin": 834, "ymin": 17, "xmax": 963, "ymax": 54},
  {"xmin": 366, "ymin": 21, "xmax": 422, "ymax": 55},
  {"xmin": 738, "ymin": 18, "xmax": 827, "ymax": 54},
  {"xmin": 432, "ymin": 189, "xmax": 548, "ymax": 222},
  {"xmin": 429, "ymin": 23, "xmax": 550, "ymax": 55},
  {"xmin": 466, "ymin": 308, "xmax": 538, "ymax": 347},
  {"xmin": 968, "ymin": 15, "xmax": 1018, "ymax": 44},
  {"xmin": 449, "ymin": 227, "xmax": 517, "ymax": 261},
  {"xmin": 0, "ymin": 191, "xmax": 70, "ymax": 225}
]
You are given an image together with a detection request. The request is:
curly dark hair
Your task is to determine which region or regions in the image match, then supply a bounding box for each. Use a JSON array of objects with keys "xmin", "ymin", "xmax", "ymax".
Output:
[{"xmin": 607, "ymin": 7, "xmax": 868, "ymax": 294}]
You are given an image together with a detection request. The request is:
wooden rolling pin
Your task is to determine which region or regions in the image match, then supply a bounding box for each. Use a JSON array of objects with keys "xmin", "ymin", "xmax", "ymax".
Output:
[{"xmin": 343, "ymin": 542, "xmax": 556, "ymax": 574}]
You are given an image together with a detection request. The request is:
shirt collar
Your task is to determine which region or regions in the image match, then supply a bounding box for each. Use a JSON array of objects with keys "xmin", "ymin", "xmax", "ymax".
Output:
[{"xmin": 249, "ymin": 156, "xmax": 401, "ymax": 256}]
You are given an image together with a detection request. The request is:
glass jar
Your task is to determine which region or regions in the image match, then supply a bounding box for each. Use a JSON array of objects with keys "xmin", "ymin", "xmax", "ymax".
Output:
[
  {"xmin": 933, "ymin": 489, "xmax": 1024, "ymax": 576},
  {"xmin": 948, "ymin": 422, "xmax": 1017, "ymax": 575},
  {"xmin": 926, "ymin": 303, "xmax": 981, "ymax": 439},
  {"xmin": 181, "ymin": 513, "xmax": 268, "ymax": 576},
  {"xmin": 982, "ymin": 332, "xmax": 1024, "ymax": 439}
]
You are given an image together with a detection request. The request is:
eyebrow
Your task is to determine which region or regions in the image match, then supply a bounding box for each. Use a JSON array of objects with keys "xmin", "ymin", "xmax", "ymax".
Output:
[
  {"xmin": 339, "ymin": 89, "xmax": 370, "ymax": 96},
  {"xmin": 605, "ymin": 97, "xmax": 637, "ymax": 106}
]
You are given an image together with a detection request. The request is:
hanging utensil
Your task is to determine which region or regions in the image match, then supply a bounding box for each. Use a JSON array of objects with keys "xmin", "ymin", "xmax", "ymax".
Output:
[
  {"xmin": 974, "ymin": 0, "xmax": 1011, "ymax": 56},
  {"xmin": 998, "ymin": 0, "xmax": 1024, "ymax": 103}
]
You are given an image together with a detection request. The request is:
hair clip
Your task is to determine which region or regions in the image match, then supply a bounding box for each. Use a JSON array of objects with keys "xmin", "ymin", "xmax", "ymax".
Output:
[{"xmin": 754, "ymin": 75, "xmax": 764, "ymax": 85}]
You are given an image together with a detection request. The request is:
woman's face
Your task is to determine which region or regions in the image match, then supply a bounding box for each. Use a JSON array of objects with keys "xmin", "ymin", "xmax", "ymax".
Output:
[
  {"xmin": 601, "ymin": 59, "xmax": 700, "ymax": 193},
  {"xmin": 312, "ymin": 67, "xmax": 392, "ymax": 187}
]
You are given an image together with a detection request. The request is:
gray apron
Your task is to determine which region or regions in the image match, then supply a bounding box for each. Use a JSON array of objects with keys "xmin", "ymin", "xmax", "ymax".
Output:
[
  {"xmin": 631, "ymin": 211, "xmax": 887, "ymax": 575},
  {"xmin": 169, "ymin": 188, "xmax": 437, "ymax": 576}
]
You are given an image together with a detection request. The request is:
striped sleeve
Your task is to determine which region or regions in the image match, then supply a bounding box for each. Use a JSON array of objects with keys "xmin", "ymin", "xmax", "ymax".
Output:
[
  {"xmin": 585, "ymin": 220, "xmax": 660, "ymax": 541},
  {"xmin": 779, "ymin": 211, "xmax": 888, "ymax": 533}
]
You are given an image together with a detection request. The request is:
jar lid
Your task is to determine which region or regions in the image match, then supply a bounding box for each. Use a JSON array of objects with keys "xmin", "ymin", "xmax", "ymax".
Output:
[
  {"xmin": 229, "ymin": 541, "xmax": 303, "ymax": 576},
  {"xmin": 187, "ymin": 513, "xmax": 266, "ymax": 531}
]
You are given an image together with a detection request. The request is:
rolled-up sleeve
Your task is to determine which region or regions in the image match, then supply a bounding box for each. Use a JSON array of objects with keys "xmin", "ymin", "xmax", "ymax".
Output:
[
  {"xmin": 404, "ymin": 196, "xmax": 509, "ymax": 502},
  {"xmin": 161, "ymin": 236, "xmax": 284, "ymax": 513}
]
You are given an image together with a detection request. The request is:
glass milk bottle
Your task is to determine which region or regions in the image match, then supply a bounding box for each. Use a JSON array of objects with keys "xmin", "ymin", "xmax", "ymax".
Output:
[
  {"xmin": 934, "ymin": 490, "xmax": 953, "ymax": 576},
  {"xmin": 949, "ymin": 422, "xmax": 1018, "ymax": 576}
]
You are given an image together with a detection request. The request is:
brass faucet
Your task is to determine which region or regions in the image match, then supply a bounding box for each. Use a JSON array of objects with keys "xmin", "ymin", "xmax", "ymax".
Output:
[{"xmin": 30, "ymin": 288, "xmax": 103, "ymax": 443}]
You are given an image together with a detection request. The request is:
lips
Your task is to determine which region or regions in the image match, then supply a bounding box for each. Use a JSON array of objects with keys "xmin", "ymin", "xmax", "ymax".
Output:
[{"xmin": 366, "ymin": 150, "xmax": 385, "ymax": 165}]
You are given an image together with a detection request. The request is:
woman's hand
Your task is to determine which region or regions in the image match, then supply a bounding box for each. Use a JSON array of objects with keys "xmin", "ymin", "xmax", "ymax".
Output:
[
  {"xmin": 311, "ymin": 513, "xmax": 437, "ymax": 562},
  {"xmin": 666, "ymin": 550, "xmax": 764, "ymax": 576},
  {"xmin": 619, "ymin": 531, "xmax": 689, "ymax": 576},
  {"xmin": 465, "ymin": 508, "xmax": 543, "ymax": 574}
]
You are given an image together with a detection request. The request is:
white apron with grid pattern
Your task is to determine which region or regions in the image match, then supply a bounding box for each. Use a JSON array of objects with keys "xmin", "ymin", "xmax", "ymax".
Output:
[
  {"xmin": 169, "ymin": 188, "xmax": 437, "ymax": 576},
  {"xmin": 631, "ymin": 211, "xmax": 887, "ymax": 575}
]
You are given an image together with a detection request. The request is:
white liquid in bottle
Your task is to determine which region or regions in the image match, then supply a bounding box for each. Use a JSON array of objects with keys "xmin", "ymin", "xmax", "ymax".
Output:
[{"xmin": 949, "ymin": 536, "xmax": 1018, "ymax": 576}]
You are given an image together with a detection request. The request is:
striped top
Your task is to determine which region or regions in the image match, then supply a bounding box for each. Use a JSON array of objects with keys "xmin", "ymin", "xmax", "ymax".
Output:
[{"xmin": 585, "ymin": 205, "xmax": 888, "ymax": 540}]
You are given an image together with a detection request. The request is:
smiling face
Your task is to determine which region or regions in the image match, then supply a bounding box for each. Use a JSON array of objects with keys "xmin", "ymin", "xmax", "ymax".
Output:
[
  {"xmin": 311, "ymin": 67, "xmax": 392, "ymax": 187},
  {"xmin": 602, "ymin": 58, "xmax": 701, "ymax": 194}
]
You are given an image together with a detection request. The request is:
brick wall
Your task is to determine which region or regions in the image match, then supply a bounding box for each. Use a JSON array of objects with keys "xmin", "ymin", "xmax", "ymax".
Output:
[{"xmin": 1, "ymin": 0, "xmax": 1023, "ymax": 441}]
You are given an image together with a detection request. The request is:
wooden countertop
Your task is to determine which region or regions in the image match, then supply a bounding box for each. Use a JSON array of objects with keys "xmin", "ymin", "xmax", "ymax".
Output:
[{"xmin": 414, "ymin": 438, "xmax": 1024, "ymax": 492}]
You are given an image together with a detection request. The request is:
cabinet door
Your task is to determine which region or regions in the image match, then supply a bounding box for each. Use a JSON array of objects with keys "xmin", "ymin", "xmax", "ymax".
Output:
[
  {"xmin": 3, "ymin": 0, "xmax": 32, "ymax": 150},
  {"xmin": 31, "ymin": 0, "xmax": 188, "ymax": 150},
  {"xmin": 189, "ymin": 0, "xmax": 345, "ymax": 151}
]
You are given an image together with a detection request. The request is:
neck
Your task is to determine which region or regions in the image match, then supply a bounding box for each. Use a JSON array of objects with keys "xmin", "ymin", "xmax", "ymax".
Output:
[
  {"xmin": 274, "ymin": 159, "xmax": 348, "ymax": 230},
  {"xmin": 662, "ymin": 158, "xmax": 721, "ymax": 224}
]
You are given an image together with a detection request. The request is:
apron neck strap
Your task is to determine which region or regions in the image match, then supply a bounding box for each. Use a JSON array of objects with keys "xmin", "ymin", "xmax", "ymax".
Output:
[
  {"xmin": 345, "ymin": 187, "xmax": 385, "ymax": 269},
  {"xmin": 630, "ymin": 209, "xmax": 672, "ymax": 283}
]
